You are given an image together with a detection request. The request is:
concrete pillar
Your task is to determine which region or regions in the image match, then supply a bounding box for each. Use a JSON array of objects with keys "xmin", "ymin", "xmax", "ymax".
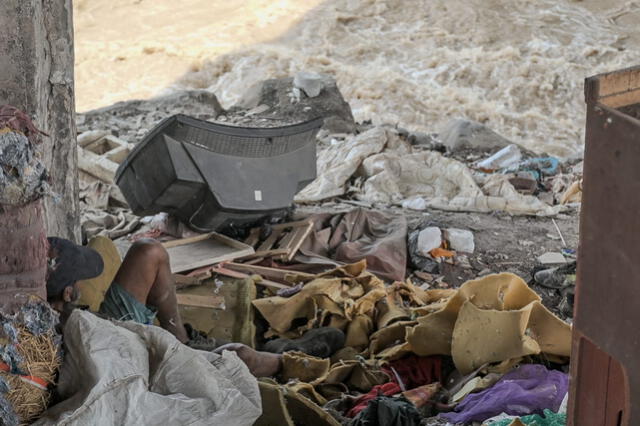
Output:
[{"xmin": 0, "ymin": 0, "xmax": 79, "ymax": 241}]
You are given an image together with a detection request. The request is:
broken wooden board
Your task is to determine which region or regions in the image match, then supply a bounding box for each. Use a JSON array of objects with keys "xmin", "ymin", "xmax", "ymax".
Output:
[
  {"xmin": 243, "ymin": 219, "xmax": 314, "ymax": 262},
  {"xmin": 162, "ymin": 232, "xmax": 254, "ymax": 273},
  {"xmin": 178, "ymin": 276, "xmax": 257, "ymax": 347},
  {"xmin": 176, "ymin": 293, "xmax": 225, "ymax": 309},
  {"xmin": 211, "ymin": 265, "xmax": 290, "ymax": 291},
  {"xmin": 224, "ymin": 262, "xmax": 314, "ymax": 283}
]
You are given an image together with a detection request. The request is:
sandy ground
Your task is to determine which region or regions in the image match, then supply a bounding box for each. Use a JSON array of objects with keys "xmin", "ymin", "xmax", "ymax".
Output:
[
  {"xmin": 73, "ymin": 0, "xmax": 324, "ymax": 111},
  {"xmin": 74, "ymin": 0, "xmax": 640, "ymax": 157}
]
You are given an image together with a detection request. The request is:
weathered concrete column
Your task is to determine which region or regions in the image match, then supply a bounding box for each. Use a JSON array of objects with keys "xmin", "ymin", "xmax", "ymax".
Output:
[{"xmin": 0, "ymin": 0, "xmax": 79, "ymax": 241}]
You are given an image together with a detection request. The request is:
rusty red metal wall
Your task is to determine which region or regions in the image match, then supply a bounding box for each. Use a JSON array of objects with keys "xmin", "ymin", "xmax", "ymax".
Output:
[
  {"xmin": 0, "ymin": 200, "xmax": 48, "ymax": 312},
  {"xmin": 569, "ymin": 65, "xmax": 640, "ymax": 426}
]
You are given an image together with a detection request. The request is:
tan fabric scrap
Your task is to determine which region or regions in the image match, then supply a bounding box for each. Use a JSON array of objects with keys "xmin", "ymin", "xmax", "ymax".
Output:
[
  {"xmin": 452, "ymin": 301, "xmax": 541, "ymax": 373},
  {"xmin": 281, "ymin": 352, "xmax": 330, "ymax": 383},
  {"xmin": 404, "ymin": 273, "xmax": 571, "ymax": 374},
  {"xmin": 253, "ymin": 261, "xmax": 385, "ymax": 338},
  {"xmin": 345, "ymin": 315, "xmax": 374, "ymax": 350},
  {"xmin": 286, "ymin": 382, "xmax": 328, "ymax": 406},
  {"xmin": 255, "ymin": 380, "xmax": 294, "ymax": 426}
]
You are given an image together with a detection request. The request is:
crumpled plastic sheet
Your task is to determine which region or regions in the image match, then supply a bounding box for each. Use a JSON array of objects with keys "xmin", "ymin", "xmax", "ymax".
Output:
[
  {"xmin": 295, "ymin": 125, "xmax": 564, "ymax": 216},
  {"xmin": 439, "ymin": 364, "xmax": 568, "ymax": 424},
  {"xmin": 359, "ymin": 151, "xmax": 563, "ymax": 216},
  {"xmin": 295, "ymin": 127, "xmax": 406, "ymax": 202},
  {"xmin": 35, "ymin": 310, "xmax": 261, "ymax": 426}
]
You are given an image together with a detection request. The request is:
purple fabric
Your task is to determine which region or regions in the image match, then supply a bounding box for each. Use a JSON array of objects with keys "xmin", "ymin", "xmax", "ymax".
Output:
[{"xmin": 439, "ymin": 364, "xmax": 569, "ymax": 424}]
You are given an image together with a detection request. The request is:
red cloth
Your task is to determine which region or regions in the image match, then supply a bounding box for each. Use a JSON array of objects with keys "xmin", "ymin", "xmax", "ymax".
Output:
[
  {"xmin": 384, "ymin": 355, "xmax": 442, "ymax": 390},
  {"xmin": 346, "ymin": 382, "xmax": 402, "ymax": 418}
]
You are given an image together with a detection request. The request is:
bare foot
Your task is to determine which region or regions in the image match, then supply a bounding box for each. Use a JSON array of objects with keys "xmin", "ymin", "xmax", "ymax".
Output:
[{"xmin": 214, "ymin": 343, "xmax": 282, "ymax": 377}]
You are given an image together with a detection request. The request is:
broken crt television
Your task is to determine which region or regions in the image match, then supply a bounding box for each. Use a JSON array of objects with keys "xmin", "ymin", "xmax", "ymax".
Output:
[{"xmin": 115, "ymin": 114, "xmax": 322, "ymax": 231}]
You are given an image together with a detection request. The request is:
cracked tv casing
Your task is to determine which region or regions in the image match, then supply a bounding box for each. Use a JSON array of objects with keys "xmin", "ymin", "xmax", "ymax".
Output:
[{"xmin": 115, "ymin": 114, "xmax": 322, "ymax": 231}]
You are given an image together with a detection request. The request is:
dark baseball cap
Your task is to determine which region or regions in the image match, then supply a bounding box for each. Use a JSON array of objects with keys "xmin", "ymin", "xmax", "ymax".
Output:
[{"xmin": 46, "ymin": 237, "xmax": 104, "ymax": 299}]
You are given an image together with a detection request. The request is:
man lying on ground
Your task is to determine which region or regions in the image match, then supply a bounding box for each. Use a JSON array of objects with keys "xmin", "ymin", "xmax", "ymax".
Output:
[{"xmin": 46, "ymin": 237, "xmax": 283, "ymax": 377}]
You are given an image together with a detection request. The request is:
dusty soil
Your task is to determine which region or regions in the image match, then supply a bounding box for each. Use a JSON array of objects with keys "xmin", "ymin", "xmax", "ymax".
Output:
[{"xmin": 297, "ymin": 201, "xmax": 580, "ymax": 318}]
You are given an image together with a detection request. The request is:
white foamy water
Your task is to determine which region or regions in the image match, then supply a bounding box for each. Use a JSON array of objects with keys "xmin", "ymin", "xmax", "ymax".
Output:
[{"xmin": 75, "ymin": 0, "xmax": 640, "ymax": 158}]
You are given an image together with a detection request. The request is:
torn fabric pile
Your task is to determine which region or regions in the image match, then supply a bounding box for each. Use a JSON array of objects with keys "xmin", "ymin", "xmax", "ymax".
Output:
[{"xmin": 295, "ymin": 126, "xmax": 565, "ymax": 216}]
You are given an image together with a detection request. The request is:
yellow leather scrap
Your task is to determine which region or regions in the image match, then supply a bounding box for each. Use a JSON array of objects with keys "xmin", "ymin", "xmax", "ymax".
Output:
[
  {"xmin": 310, "ymin": 359, "xmax": 389, "ymax": 392},
  {"xmin": 402, "ymin": 273, "xmax": 571, "ymax": 374},
  {"xmin": 344, "ymin": 315, "xmax": 374, "ymax": 350},
  {"xmin": 281, "ymin": 351, "xmax": 330, "ymax": 383},
  {"xmin": 286, "ymin": 381, "xmax": 328, "ymax": 406},
  {"xmin": 253, "ymin": 261, "xmax": 386, "ymax": 336}
]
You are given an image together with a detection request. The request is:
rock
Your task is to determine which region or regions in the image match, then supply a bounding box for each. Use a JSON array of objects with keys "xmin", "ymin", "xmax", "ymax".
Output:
[
  {"xmin": 439, "ymin": 119, "xmax": 513, "ymax": 153},
  {"xmin": 416, "ymin": 227, "xmax": 442, "ymax": 257},
  {"xmin": 232, "ymin": 75, "xmax": 356, "ymax": 133},
  {"xmin": 537, "ymin": 252, "xmax": 567, "ymax": 265},
  {"xmin": 293, "ymin": 71, "xmax": 326, "ymax": 98},
  {"xmin": 402, "ymin": 197, "xmax": 428, "ymax": 210},
  {"xmin": 77, "ymin": 90, "xmax": 224, "ymax": 144},
  {"xmin": 444, "ymin": 228, "xmax": 475, "ymax": 253}
]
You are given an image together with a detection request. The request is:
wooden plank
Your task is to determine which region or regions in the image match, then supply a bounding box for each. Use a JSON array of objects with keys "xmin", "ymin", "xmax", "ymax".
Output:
[
  {"xmin": 270, "ymin": 219, "xmax": 314, "ymax": 231},
  {"xmin": 598, "ymin": 67, "xmax": 640, "ymax": 97},
  {"xmin": 284, "ymin": 221, "xmax": 314, "ymax": 262},
  {"xmin": 173, "ymin": 273, "xmax": 207, "ymax": 289},
  {"xmin": 257, "ymin": 229, "xmax": 282, "ymax": 252},
  {"xmin": 277, "ymin": 230, "xmax": 297, "ymax": 251},
  {"xmin": 162, "ymin": 233, "xmax": 211, "ymax": 249},
  {"xmin": 211, "ymin": 266, "xmax": 290, "ymax": 290},
  {"xmin": 244, "ymin": 227, "xmax": 261, "ymax": 247},
  {"xmin": 163, "ymin": 233, "xmax": 255, "ymax": 273},
  {"xmin": 176, "ymin": 293, "xmax": 225, "ymax": 309},
  {"xmin": 211, "ymin": 232, "xmax": 257, "ymax": 251},
  {"xmin": 224, "ymin": 262, "xmax": 314, "ymax": 282},
  {"xmin": 235, "ymin": 248, "xmax": 290, "ymax": 261},
  {"xmin": 600, "ymin": 89, "xmax": 640, "ymax": 109}
]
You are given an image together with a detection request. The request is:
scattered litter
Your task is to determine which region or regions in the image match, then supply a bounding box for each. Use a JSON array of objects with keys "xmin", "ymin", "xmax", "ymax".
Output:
[
  {"xmin": 477, "ymin": 145, "xmax": 523, "ymax": 172},
  {"xmin": 402, "ymin": 197, "xmax": 428, "ymax": 211},
  {"xmin": 444, "ymin": 228, "xmax": 475, "ymax": 253},
  {"xmin": 293, "ymin": 71, "xmax": 327, "ymax": 98},
  {"xmin": 551, "ymin": 218, "xmax": 567, "ymax": 247},
  {"xmin": 417, "ymin": 227, "xmax": 443, "ymax": 257},
  {"xmin": 537, "ymin": 252, "xmax": 567, "ymax": 265}
]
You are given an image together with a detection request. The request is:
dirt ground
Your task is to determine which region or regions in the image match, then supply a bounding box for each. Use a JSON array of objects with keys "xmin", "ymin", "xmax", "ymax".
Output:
[{"xmin": 297, "ymin": 201, "xmax": 580, "ymax": 319}]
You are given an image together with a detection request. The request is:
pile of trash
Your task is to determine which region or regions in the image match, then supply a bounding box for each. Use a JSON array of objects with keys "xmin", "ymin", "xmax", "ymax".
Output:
[
  {"xmin": 64, "ymin": 73, "xmax": 581, "ymax": 425},
  {"xmin": 74, "ymin": 73, "xmax": 583, "ymax": 243},
  {"xmin": 45, "ymin": 202, "xmax": 574, "ymax": 426},
  {"xmin": 247, "ymin": 261, "xmax": 571, "ymax": 425}
]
